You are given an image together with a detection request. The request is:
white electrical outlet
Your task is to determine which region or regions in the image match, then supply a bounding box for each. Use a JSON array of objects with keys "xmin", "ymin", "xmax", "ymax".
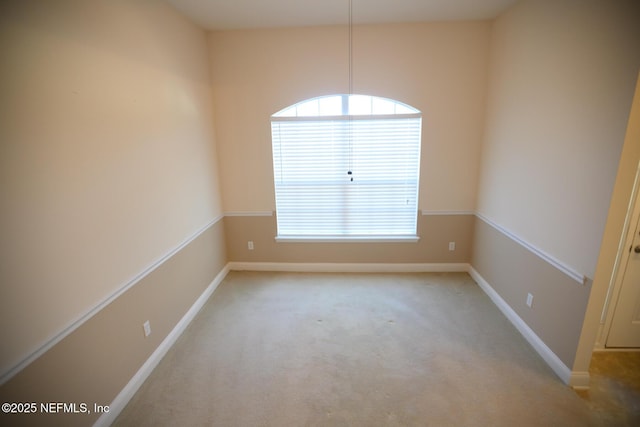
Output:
[
  {"xmin": 448, "ymin": 242, "xmax": 455, "ymax": 251},
  {"xmin": 526, "ymin": 293, "xmax": 533, "ymax": 308},
  {"xmin": 143, "ymin": 320, "xmax": 151, "ymax": 337},
  {"xmin": 248, "ymin": 241, "xmax": 254, "ymax": 250}
]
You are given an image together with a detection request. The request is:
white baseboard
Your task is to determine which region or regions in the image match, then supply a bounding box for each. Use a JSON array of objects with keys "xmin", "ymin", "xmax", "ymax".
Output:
[
  {"xmin": 570, "ymin": 371, "xmax": 591, "ymax": 389},
  {"xmin": 1, "ymin": 217, "xmax": 223, "ymax": 385},
  {"xmin": 93, "ymin": 264, "xmax": 230, "ymax": 427},
  {"xmin": 95, "ymin": 261, "xmax": 590, "ymax": 427},
  {"xmin": 467, "ymin": 267, "xmax": 585, "ymax": 388},
  {"xmin": 234, "ymin": 262, "xmax": 589, "ymax": 387},
  {"xmin": 228, "ymin": 262, "xmax": 470, "ymax": 273}
]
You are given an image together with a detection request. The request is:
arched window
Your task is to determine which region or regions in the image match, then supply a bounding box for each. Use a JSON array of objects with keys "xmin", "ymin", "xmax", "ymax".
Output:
[{"xmin": 271, "ymin": 94, "xmax": 422, "ymax": 240}]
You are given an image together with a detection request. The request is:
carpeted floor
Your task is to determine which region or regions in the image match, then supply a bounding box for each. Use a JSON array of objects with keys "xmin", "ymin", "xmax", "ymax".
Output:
[
  {"xmin": 576, "ymin": 351, "xmax": 640, "ymax": 426},
  {"xmin": 113, "ymin": 272, "xmax": 631, "ymax": 426}
]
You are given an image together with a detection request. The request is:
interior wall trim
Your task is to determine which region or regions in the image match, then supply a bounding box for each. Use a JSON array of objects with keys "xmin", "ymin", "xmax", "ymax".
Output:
[
  {"xmin": 420, "ymin": 210, "xmax": 475, "ymax": 215},
  {"xmin": 475, "ymin": 212, "xmax": 586, "ymax": 285},
  {"xmin": 224, "ymin": 210, "xmax": 585, "ymax": 285},
  {"xmin": 224, "ymin": 211, "xmax": 274, "ymax": 217},
  {"xmin": 0, "ymin": 215, "xmax": 224, "ymax": 386},
  {"xmin": 225, "ymin": 210, "xmax": 474, "ymax": 217},
  {"xmin": 97, "ymin": 262, "xmax": 590, "ymax": 424},
  {"xmin": 467, "ymin": 266, "xmax": 579, "ymax": 387},
  {"xmin": 569, "ymin": 371, "xmax": 591, "ymax": 390},
  {"xmin": 592, "ymin": 348, "xmax": 640, "ymax": 353},
  {"xmin": 94, "ymin": 264, "xmax": 231, "ymax": 427},
  {"xmin": 228, "ymin": 262, "xmax": 470, "ymax": 273}
]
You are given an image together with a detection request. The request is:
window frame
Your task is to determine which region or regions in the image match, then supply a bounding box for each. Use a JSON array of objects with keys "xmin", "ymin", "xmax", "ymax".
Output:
[{"xmin": 271, "ymin": 94, "xmax": 422, "ymax": 242}]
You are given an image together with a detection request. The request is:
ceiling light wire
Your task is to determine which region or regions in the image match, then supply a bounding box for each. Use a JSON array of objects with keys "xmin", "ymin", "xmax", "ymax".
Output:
[
  {"xmin": 349, "ymin": 0, "xmax": 353, "ymax": 97},
  {"xmin": 347, "ymin": 0, "xmax": 354, "ymax": 180}
]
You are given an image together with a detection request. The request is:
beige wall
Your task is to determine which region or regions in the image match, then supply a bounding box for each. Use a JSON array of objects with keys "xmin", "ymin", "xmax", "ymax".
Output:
[
  {"xmin": 472, "ymin": 217, "xmax": 591, "ymax": 367},
  {"xmin": 476, "ymin": 0, "xmax": 640, "ymax": 279},
  {"xmin": 575, "ymin": 72, "xmax": 640, "ymax": 374},
  {"xmin": 2, "ymin": 0, "xmax": 637, "ymax": 413},
  {"xmin": 225, "ymin": 214, "xmax": 474, "ymax": 264},
  {"xmin": 0, "ymin": 0, "xmax": 223, "ymax": 384},
  {"xmin": 473, "ymin": 0, "xmax": 640, "ymax": 375},
  {"xmin": 209, "ymin": 22, "xmax": 491, "ymax": 213},
  {"xmin": 0, "ymin": 221, "xmax": 227, "ymax": 426}
]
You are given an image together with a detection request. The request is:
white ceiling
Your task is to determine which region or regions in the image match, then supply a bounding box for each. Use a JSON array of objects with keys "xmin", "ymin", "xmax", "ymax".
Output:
[{"xmin": 165, "ymin": 0, "xmax": 520, "ymax": 31}]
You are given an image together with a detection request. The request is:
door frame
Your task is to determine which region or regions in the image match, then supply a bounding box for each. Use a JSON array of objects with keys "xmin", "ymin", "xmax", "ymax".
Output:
[{"xmin": 600, "ymin": 159, "xmax": 640, "ymax": 348}]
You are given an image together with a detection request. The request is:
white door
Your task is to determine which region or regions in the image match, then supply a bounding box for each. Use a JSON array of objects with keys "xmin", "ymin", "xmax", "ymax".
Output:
[{"xmin": 607, "ymin": 200, "xmax": 640, "ymax": 348}]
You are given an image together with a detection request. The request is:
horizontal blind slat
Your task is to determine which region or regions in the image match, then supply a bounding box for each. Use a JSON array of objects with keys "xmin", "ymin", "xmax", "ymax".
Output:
[{"xmin": 272, "ymin": 114, "xmax": 421, "ymax": 236}]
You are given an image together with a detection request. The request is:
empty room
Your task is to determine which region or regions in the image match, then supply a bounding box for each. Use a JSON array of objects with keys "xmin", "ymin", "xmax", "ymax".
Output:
[{"xmin": 1, "ymin": 0, "xmax": 639, "ymax": 426}]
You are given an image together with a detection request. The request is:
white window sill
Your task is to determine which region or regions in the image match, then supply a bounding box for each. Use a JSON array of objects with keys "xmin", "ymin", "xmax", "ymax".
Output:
[{"xmin": 275, "ymin": 235, "xmax": 420, "ymax": 243}]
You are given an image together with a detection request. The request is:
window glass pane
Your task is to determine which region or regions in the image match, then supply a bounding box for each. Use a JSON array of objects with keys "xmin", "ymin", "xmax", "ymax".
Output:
[
  {"xmin": 372, "ymin": 97, "xmax": 395, "ymax": 115},
  {"xmin": 348, "ymin": 95, "xmax": 372, "ymax": 115},
  {"xmin": 275, "ymin": 95, "xmax": 419, "ymax": 117},
  {"xmin": 276, "ymin": 106, "xmax": 297, "ymax": 117},
  {"xmin": 395, "ymin": 103, "xmax": 415, "ymax": 114},
  {"xmin": 318, "ymin": 96, "xmax": 342, "ymax": 116},
  {"xmin": 296, "ymin": 99, "xmax": 319, "ymax": 116}
]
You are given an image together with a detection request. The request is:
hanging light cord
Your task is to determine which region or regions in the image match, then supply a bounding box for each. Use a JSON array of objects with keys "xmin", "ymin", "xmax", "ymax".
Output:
[
  {"xmin": 347, "ymin": 0, "xmax": 354, "ymax": 181},
  {"xmin": 349, "ymin": 0, "xmax": 353, "ymax": 96}
]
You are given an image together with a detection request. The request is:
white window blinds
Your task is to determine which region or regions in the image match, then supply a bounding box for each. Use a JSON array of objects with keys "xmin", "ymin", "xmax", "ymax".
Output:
[{"xmin": 271, "ymin": 95, "xmax": 421, "ymax": 239}]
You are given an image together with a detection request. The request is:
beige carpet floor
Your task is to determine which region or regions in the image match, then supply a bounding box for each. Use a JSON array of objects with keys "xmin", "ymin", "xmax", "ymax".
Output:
[
  {"xmin": 576, "ymin": 351, "xmax": 640, "ymax": 426},
  {"xmin": 113, "ymin": 272, "xmax": 627, "ymax": 426}
]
